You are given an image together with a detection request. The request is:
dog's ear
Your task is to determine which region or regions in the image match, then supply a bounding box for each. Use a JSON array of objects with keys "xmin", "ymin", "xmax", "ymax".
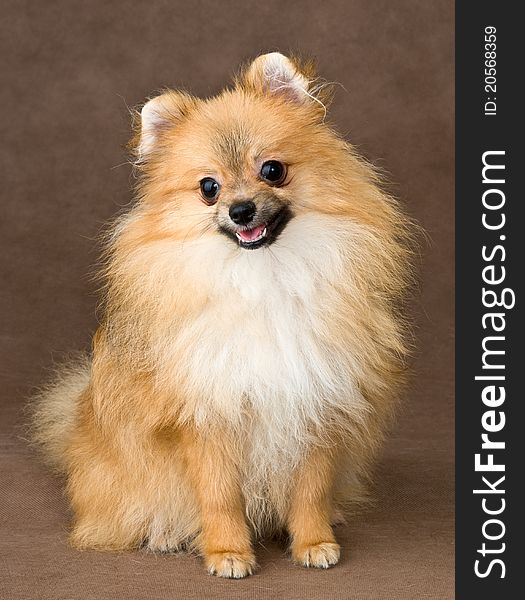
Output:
[
  {"xmin": 238, "ymin": 52, "xmax": 333, "ymax": 117},
  {"xmin": 134, "ymin": 91, "xmax": 196, "ymax": 159}
]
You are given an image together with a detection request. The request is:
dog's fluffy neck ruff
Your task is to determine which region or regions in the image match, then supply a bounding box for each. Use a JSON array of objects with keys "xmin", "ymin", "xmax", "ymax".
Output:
[
  {"xmin": 177, "ymin": 213, "xmax": 368, "ymax": 418},
  {"xmin": 105, "ymin": 213, "xmax": 382, "ymax": 485}
]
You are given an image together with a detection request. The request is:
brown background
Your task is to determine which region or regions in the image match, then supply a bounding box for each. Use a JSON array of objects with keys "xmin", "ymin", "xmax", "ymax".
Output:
[{"xmin": 0, "ymin": 1, "xmax": 454, "ymax": 598}]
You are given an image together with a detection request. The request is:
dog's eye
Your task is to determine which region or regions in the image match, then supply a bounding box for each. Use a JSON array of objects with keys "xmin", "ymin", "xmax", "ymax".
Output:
[
  {"xmin": 200, "ymin": 178, "xmax": 221, "ymax": 204},
  {"xmin": 260, "ymin": 161, "xmax": 286, "ymax": 185}
]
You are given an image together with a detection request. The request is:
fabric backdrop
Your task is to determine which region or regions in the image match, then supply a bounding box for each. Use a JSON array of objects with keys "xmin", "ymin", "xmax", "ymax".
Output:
[{"xmin": 0, "ymin": 1, "xmax": 454, "ymax": 598}]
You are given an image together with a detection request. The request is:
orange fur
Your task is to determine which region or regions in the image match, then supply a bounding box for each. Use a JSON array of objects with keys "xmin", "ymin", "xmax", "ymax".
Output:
[{"xmin": 31, "ymin": 53, "xmax": 415, "ymax": 578}]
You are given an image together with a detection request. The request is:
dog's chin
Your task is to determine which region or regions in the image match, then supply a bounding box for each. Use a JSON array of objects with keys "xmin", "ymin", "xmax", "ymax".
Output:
[{"xmin": 219, "ymin": 207, "xmax": 293, "ymax": 250}]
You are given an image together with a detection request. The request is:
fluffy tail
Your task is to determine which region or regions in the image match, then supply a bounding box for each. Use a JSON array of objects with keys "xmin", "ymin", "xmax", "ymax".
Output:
[{"xmin": 30, "ymin": 355, "xmax": 91, "ymax": 473}]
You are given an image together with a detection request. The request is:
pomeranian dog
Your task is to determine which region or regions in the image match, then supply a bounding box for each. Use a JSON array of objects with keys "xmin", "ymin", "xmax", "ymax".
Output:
[{"xmin": 32, "ymin": 53, "xmax": 414, "ymax": 578}]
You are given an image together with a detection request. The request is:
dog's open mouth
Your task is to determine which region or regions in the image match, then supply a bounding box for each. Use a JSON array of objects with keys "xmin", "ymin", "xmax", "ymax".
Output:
[
  {"xmin": 235, "ymin": 224, "xmax": 267, "ymax": 245},
  {"xmin": 230, "ymin": 208, "xmax": 291, "ymax": 250}
]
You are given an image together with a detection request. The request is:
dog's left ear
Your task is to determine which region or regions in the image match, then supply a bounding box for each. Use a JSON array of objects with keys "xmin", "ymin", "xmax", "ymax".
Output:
[{"xmin": 238, "ymin": 52, "xmax": 332, "ymax": 117}]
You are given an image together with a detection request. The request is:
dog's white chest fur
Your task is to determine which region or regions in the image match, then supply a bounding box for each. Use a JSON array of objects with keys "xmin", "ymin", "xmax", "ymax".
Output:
[{"xmin": 165, "ymin": 216, "xmax": 366, "ymax": 475}]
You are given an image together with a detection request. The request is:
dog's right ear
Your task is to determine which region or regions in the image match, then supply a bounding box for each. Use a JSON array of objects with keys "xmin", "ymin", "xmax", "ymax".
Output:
[{"xmin": 134, "ymin": 91, "xmax": 196, "ymax": 160}]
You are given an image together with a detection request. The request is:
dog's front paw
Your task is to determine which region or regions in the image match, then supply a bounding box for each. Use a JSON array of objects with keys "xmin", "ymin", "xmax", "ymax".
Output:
[
  {"xmin": 292, "ymin": 541, "xmax": 341, "ymax": 569},
  {"xmin": 206, "ymin": 550, "xmax": 256, "ymax": 578}
]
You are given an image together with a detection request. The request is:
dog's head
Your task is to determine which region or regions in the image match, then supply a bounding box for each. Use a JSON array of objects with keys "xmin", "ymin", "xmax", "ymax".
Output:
[{"xmin": 129, "ymin": 53, "xmax": 379, "ymax": 250}]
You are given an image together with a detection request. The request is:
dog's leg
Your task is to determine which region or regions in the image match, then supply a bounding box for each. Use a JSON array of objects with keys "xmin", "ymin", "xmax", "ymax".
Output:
[
  {"xmin": 181, "ymin": 427, "xmax": 255, "ymax": 578},
  {"xmin": 287, "ymin": 445, "xmax": 341, "ymax": 568}
]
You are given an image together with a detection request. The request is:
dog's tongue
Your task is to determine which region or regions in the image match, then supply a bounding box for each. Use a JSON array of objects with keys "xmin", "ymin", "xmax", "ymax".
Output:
[{"xmin": 237, "ymin": 224, "xmax": 265, "ymax": 242}]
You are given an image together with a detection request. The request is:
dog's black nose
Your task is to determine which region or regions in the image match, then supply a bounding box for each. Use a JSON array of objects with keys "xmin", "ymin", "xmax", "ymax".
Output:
[{"xmin": 229, "ymin": 201, "xmax": 256, "ymax": 225}]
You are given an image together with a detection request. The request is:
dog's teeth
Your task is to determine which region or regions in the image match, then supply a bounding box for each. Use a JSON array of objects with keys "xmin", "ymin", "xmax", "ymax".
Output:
[{"xmin": 235, "ymin": 226, "xmax": 267, "ymax": 244}]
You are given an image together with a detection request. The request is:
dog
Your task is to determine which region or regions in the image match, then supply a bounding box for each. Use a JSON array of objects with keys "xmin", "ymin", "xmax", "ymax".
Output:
[{"xmin": 32, "ymin": 52, "xmax": 414, "ymax": 578}]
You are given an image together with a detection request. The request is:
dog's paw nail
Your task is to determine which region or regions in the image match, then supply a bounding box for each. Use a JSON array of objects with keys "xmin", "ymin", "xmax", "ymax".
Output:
[
  {"xmin": 206, "ymin": 551, "xmax": 256, "ymax": 578},
  {"xmin": 293, "ymin": 541, "xmax": 341, "ymax": 569}
]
